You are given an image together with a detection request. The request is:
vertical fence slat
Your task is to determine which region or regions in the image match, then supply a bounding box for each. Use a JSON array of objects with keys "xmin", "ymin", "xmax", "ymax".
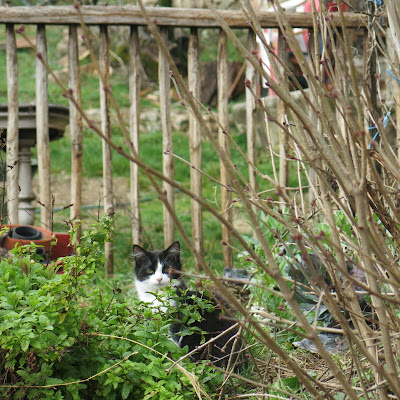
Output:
[
  {"xmin": 307, "ymin": 28, "xmax": 318, "ymax": 207},
  {"xmin": 277, "ymin": 30, "xmax": 289, "ymax": 192},
  {"xmin": 246, "ymin": 29, "xmax": 258, "ymax": 193},
  {"xmin": 188, "ymin": 27, "xmax": 203, "ymax": 265},
  {"xmin": 218, "ymin": 29, "xmax": 232, "ymax": 267},
  {"xmin": 36, "ymin": 24, "xmax": 51, "ymax": 229},
  {"xmin": 6, "ymin": 24, "xmax": 19, "ymax": 225},
  {"xmin": 367, "ymin": 6, "xmax": 378, "ymax": 126},
  {"xmin": 395, "ymin": 70, "xmax": 400, "ymax": 159},
  {"xmin": 335, "ymin": 29, "xmax": 347, "ymax": 140},
  {"xmin": 129, "ymin": 25, "xmax": 142, "ymax": 246},
  {"xmin": 386, "ymin": 28, "xmax": 400, "ymax": 159},
  {"xmin": 362, "ymin": 27, "xmax": 379, "ymax": 150},
  {"xmin": 159, "ymin": 27, "xmax": 175, "ymax": 247},
  {"xmin": 362, "ymin": 28, "xmax": 371, "ymax": 137},
  {"xmin": 68, "ymin": 25, "xmax": 83, "ymax": 237},
  {"xmin": 99, "ymin": 25, "xmax": 114, "ymax": 274}
]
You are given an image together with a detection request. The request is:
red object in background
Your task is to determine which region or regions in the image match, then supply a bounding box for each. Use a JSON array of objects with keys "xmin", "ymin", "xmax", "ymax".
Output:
[
  {"xmin": 327, "ymin": 2, "xmax": 347, "ymax": 12},
  {"xmin": 260, "ymin": 0, "xmax": 348, "ymax": 96},
  {"xmin": 2, "ymin": 226, "xmax": 74, "ymax": 260},
  {"xmin": 1, "ymin": 225, "xmax": 74, "ymax": 275},
  {"xmin": 51, "ymin": 232, "xmax": 74, "ymax": 260},
  {"xmin": 303, "ymin": 0, "xmax": 346, "ymax": 13},
  {"xmin": 302, "ymin": 0, "xmax": 347, "ymax": 45},
  {"xmin": 52, "ymin": 232, "xmax": 74, "ymax": 275},
  {"xmin": 1, "ymin": 224, "xmax": 53, "ymax": 253}
]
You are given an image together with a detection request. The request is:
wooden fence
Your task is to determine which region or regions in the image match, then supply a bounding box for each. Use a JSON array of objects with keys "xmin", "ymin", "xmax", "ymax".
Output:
[{"xmin": 0, "ymin": 5, "xmax": 369, "ymax": 273}]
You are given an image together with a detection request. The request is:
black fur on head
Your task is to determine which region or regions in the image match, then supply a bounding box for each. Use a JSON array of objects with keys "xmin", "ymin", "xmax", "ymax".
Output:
[{"xmin": 132, "ymin": 241, "xmax": 182, "ymax": 281}]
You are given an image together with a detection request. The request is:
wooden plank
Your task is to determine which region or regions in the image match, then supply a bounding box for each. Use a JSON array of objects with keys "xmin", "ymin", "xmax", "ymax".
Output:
[
  {"xmin": 367, "ymin": 28, "xmax": 378, "ymax": 132},
  {"xmin": 246, "ymin": 29, "xmax": 258, "ymax": 193},
  {"xmin": 307, "ymin": 28, "xmax": 318, "ymax": 207},
  {"xmin": 68, "ymin": 24, "xmax": 83, "ymax": 238},
  {"xmin": 362, "ymin": 29, "xmax": 369, "ymax": 135},
  {"xmin": 36, "ymin": 24, "xmax": 51, "ymax": 229},
  {"xmin": 393, "ymin": 84, "xmax": 400, "ymax": 160},
  {"xmin": 188, "ymin": 27, "xmax": 203, "ymax": 265},
  {"xmin": 6, "ymin": 24, "xmax": 19, "ymax": 225},
  {"xmin": 395, "ymin": 75, "xmax": 400, "ymax": 160},
  {"xmin": 335, "ymin": 29, "xmax": 347, "ymax": 140},
  {"xmin": 99, "ymin": 25, "xmax": 114, "ymax": 275},
  {"xmin": 129, "ymin": 25, "xmax": 142, "ymax": 246},
  {"xmin": 159, "ymin": 27, "xmax": 175, "ymax": 247},
  {"xmin": 0, "ymin": 7, "xmax": 368, "ymax": 28},
  {"xmin": 277, "ymin": 30, "xmax": 289, "ymax": 192},
  {"xmin": 385, "ymin": 26, "xmax": 400, "ymax": 159},
  {"xmin": 362, "ymin": 26, "xmax": 378, "ymax": 145},
  {"xmin": 218, "ymin": 29, "xmax": 232, "ymax": 267}
]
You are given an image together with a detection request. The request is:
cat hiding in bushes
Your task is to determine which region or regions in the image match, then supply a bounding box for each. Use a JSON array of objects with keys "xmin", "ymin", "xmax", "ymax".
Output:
[{"xmin": 132, "ymin": 241, "xmax": 243, "ymax": 369}]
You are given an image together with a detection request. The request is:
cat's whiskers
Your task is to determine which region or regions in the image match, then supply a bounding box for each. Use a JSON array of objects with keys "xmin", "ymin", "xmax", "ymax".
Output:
[{"xmin": 131, "ymin": 252, "xmax": 151, "ymax": 264}]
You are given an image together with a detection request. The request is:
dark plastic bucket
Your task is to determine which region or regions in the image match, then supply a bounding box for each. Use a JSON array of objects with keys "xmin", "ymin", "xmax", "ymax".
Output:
[{"xmin": 11, "ymin": 226, "xmax": 43, "ymax": 241}]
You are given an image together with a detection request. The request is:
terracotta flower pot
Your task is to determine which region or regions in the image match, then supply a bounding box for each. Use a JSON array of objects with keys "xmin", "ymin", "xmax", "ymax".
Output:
[
  {"xmin": 51, "ymin": 232, "xmax": 74, "ymax": 260},
  {"xmin": 1, "ymin": 224, "xmax": 53, "ymax": 253}
]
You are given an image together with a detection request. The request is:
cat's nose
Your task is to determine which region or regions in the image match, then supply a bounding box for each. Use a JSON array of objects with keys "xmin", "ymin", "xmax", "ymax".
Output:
[{"xmin": 156, "ymin": 277, "xmax": 163, "ymax": 283}]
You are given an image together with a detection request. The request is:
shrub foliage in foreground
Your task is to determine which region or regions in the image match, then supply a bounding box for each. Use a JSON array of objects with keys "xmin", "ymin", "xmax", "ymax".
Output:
[{"xmin": 0, "ymin": 218, "xmax": 218, "ymax": 400}]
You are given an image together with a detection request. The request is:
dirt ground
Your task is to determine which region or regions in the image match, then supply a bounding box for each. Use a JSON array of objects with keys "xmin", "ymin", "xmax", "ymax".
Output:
[
  {"xmin": 32, "ymin": 171, "xmax": 131, "ymax": 209},
  {"xmin": 32, "ymin": 171, "xmax": 251, "ymax": 234}
]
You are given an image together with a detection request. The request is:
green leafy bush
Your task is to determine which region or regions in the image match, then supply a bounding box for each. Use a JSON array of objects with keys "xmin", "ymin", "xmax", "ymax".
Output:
[{"xmin": 0, "ymin": 217, "xmax": 219, "ymax": 399}]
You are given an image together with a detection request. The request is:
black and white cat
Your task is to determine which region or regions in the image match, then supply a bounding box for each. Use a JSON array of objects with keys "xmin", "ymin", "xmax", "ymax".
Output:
[
  {"xmin": 133, "ymin": 241, "xmax": 182, "ymax": 310},
  {"xmin": 132, "ymin": 241, "xmax": 243, "ymax": 368}
]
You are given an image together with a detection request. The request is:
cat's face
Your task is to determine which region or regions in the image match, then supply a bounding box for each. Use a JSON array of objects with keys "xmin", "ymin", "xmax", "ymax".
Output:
[{"xmin": 133, "ymin": 241, "xmax": 182, "ymax": 303}]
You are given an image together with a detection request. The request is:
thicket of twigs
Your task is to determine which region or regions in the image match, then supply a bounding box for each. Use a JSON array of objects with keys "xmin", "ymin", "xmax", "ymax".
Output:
[
  {"xmin": 159, "ymin": 0, "xmax": 400, "ymax": 398},
  {"xmin": 74, "ymin": 0, "xmax": 400, "ymax": 397},
  {"xmin": 7, "ymin": 0, "xmax": 400, "ymax": 398}
]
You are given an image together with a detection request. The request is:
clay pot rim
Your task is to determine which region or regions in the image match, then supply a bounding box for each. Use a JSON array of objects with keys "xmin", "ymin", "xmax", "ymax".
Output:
[{"xmin": 1, "ymin": 224, "xmax": 53, "ymax": 251}]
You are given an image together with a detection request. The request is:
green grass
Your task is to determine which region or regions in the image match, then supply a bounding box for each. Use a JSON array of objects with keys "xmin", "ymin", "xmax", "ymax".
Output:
[
  {"xmin": 0, "ymin": 24, "xmax": 134, "ymax": 109},
  {"xmin": 47, "ymin": 124, "xmax": 278, "ymax": 273},
  {"xmin": 199, "ymin": 28, "xmax": 247, "ymax": 62},
  {"xmin": 0, "ymin": 16, "xmax": 305, "ymax": 276},
  {"xmin": 0, "ymin": 8, "xmax": 315, "ymax": 398}
]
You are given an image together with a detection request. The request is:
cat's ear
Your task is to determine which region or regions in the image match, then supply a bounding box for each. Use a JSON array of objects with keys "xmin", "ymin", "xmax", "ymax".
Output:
[
  {"xmin": 132, "ymin": 244, "xmax": 148, "ymax": 259},
  {"xmin": 166, "ymin": 241, "xmax": 180, "ymax": 254}
]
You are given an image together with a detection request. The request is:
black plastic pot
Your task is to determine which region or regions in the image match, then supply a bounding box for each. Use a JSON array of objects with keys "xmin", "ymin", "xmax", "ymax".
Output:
[{"xmin": 11, "ymin": 225, "xmax": 43, "ymax": 241}]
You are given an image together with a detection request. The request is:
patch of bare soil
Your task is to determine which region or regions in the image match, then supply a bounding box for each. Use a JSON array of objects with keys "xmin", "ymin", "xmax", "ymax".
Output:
[
  {"xmin": 32, "ymin": 171, "xmax": 131, "ymax": 209},
  {"xmin": 32, "ymin": 171, "xmax": 252, "ymax": 235}
]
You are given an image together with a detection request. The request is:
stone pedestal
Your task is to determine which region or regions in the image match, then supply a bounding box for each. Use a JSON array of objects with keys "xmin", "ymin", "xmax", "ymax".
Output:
[
  {"xmin": 18, "ymin": 138, "xmax": 36, "ymax": 224},
  {"xmin": 0, "ymin": 103, "xmax": 69, "ymax": 225}
]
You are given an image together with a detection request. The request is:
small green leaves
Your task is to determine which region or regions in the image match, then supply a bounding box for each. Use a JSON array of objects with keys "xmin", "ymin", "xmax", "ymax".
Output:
[
  {"xmin": 0, "ymin": 216, "xmax": 219, "ymax": 399},
  {"xmin": 121, "ymin": 381, "xmax": 134, "ymax": 399}
]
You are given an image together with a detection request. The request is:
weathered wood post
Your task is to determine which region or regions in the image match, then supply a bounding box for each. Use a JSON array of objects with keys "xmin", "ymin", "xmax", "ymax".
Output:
[
  {"xmin": 68, "ymin": 24, "xmax": 83, "ymax": 238},
  {"xmin": 99, "ymin": 25, "xmax": 114, "ymax": 275},
  {"xmin": 6, "ymin": 24, "xmax": 19, "ymax": 225},
  {"xmin": 159, "ymin": 27, "xmax": 175, "ymax": 247},
  {"xmin": 246, "ymin": 29, "xmax": 258, "ymax": 195},
  {"xmin": 36, "ymin": 24, "xmax": 52, "ymax": 229},
  {"xmin": 129, "ymin": 25, "xmax": 142, "ymax": 246},
  {"xmin": 307, "ymin": 27, "xmax": 318, "ymax": 207},
  {"xmin": 218, "ymin": 29, "xmax": 232, "ymax": 267},
  {"xmin": 188, "ymin": 27, "xmax": 203, "ymax": 267},
  {"xmin": 277, "ymin": 29, "xmax": 289, "ymax": 193}
]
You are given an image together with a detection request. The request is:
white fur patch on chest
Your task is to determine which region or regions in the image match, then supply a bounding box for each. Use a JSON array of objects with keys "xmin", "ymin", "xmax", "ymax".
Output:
[{"xmin": 135, "ymin": 259, "xmax": 171, "ymax": 311}]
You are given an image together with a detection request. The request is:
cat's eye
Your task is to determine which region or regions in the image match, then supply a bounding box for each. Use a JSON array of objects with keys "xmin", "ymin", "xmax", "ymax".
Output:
[{"xmin": 145, "ymin": 268, "xmax": 153, "ymax": 274}]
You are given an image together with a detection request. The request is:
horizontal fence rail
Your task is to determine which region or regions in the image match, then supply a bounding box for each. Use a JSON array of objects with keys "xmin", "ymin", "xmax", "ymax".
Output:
[
  {"xmin": 0, "ymin": 5, "xmax": 371, "ymax": 272},
  {"xmin": 0, "ymin": 6, "xmax": 368, "ymax": 28}
]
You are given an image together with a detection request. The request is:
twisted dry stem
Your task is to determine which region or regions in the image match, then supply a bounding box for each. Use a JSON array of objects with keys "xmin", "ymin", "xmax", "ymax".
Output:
[{"xmin": 16, "ymin": 0, "xmax": 400, "ymax": 397}]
